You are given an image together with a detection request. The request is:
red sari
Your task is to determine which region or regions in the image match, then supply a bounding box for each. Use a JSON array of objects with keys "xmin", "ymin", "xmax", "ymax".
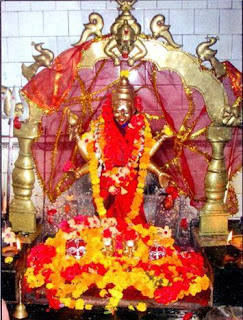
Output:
[{"xmin": 92, "ymin": 97, "xmax": 148, "ymax": 225}]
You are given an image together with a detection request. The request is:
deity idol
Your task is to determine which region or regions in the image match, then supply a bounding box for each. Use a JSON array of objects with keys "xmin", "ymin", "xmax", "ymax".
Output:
[{"xmin": 68, "ymin": 76, "xmax": 170, "ymax": 225}]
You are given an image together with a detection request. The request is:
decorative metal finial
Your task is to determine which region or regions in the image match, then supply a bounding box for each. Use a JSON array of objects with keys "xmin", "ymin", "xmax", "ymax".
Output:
[
  {"xmin": 72, "ymin": 13, "xmax": 104, "ymax": 46},
  {"xmin": 21, "ymin": 42, "xmax": 54, "ymax": 81},
  {"xmin": 196, "ymin": 36, "xmax": 226, "ymax": 78},
  {"xmin": 117, "ymin": 0, "xmax": 137, "ymax": 12},
  {"xmin": 104, "ymin": 0, "xmax": 147, "ymax": 66},
  {"xmin": 1, "ymin": 86, "xmax": 29, "ymax": 122},
  {"xmin": 150, "ymin": 14, "xmax": 181, "ymax": 48}
]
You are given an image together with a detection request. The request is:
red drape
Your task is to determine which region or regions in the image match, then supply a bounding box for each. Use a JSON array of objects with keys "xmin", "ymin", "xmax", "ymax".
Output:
[{"xmin": 21, "ymin": 37, "xmax": 242, "ymax": 212}]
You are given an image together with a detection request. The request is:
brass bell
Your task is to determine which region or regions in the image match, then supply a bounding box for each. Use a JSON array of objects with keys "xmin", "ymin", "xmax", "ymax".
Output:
[
  {"xmin": 13, "ymin": 302, "xmax": 28, "ymax": 319},
  {"xmin": 13, "ymin": 279, "xmax": 28, "ymax": 319}
]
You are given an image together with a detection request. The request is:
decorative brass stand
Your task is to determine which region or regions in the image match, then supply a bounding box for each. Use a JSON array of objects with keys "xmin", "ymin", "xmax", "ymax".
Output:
[
  {"xmin": 9, "ymin": 137, "xmax": 36, "ymax": 232},
  {"xmin": 9, "ymin": 108, "xmax": 43, "ymax": 234},
  {"xmin": 199, "ymin": 125, "xmax": 232, "ymax": 236},
  {"xmin": 4, "ymin": 41, "xmax": 51, "ymax": 233}
]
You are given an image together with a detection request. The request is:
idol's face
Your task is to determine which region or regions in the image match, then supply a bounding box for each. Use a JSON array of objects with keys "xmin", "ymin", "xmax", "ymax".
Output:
[{"xmin": 112, "ymin": 100, "xmax": 133, "ymax": 126}]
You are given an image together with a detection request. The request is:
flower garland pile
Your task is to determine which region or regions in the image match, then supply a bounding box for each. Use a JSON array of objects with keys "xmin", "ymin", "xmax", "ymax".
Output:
[
  {"xmin": 24, "ymin": 216, "xmax": 210, "ymax": 313},
  {"xmin": 83, "ymin": 95, "xmax": 155, "ymax": 221}
]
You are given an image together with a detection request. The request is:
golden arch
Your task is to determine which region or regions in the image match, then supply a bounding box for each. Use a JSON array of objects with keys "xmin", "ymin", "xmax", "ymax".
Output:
[{"xmin": 9, "ymin": 38, "xmax": 232, "ymax": 236}]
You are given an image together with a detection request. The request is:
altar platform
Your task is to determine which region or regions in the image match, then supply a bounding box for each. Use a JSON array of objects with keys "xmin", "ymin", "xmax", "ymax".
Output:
[
  {"xmin": 6, "ymin": 303, "xmax": 211, "ymax": 320},
  {"xmin": 3, "ymin": 219, "xmax": 243, "ymax": 320}
]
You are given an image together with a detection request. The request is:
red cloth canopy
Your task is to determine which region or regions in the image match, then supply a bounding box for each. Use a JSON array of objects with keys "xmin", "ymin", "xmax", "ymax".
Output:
[{"xmin": 22, "ymin": 38, "xmax": 242, "ymax": 213}]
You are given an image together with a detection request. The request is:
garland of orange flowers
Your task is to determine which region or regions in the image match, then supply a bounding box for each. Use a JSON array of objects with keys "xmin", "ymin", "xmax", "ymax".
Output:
[
  {"xmin": 86, "ymin": 99, "xmax": 155, "ymax": 221},
  {"xmin": 88, "ymin": 118, "xmax": 107, "ymax": 216},
  {"xmin": 126, "ymin": 116, "xmax": 154, "ymax": 221}
]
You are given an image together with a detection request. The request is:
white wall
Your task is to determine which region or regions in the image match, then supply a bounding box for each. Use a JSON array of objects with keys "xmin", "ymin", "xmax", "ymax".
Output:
[
  {"xmin": 2, "ymin": 0, "xmax": 242, "ymax": 91},
  {"xmin": 1, "ymin": 0, "xmax": 242, "ymax": 217}
]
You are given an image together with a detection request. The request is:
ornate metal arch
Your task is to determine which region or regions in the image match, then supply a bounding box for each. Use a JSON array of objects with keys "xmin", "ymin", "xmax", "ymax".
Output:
[{"xmin": 80, "ymin": 38, "xmax": 229, "ymax": 124}]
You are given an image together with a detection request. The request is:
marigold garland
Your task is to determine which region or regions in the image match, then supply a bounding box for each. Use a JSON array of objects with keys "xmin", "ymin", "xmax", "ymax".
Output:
[
  {"xmin": 24, "ymin": 216, "xmax": 210, "ymax": 313},
  {"xmin": 84, "ymin": 96, "xmax": 155, "ymax": 221}
]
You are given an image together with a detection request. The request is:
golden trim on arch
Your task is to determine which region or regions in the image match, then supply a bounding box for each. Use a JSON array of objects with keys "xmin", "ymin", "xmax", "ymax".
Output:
[{"xmin": 79, "ymin": 38, "xmax": 228, "ymax": 124}]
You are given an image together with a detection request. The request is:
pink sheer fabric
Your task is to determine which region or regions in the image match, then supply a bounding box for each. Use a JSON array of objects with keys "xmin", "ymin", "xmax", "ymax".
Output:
[{"xmin": 22, "ymin": 41, "xmax": 242, "ymax": 211}]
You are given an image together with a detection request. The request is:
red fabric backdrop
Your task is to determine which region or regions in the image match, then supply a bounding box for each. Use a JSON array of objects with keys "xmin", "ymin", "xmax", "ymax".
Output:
[{"xmin": 22, "ymin": 38, "xmax": 242, "ymax": 212}]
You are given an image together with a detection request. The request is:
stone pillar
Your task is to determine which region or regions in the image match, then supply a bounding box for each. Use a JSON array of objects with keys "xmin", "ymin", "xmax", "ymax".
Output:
[{"xmin": 199, "ymin": 125, "xmax": 232, "ymax": 236}]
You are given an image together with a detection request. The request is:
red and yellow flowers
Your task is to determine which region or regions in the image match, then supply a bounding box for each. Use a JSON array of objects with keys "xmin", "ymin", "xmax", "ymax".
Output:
[{"xmin": 24, "ymin": 216, "xmax": 210, "ymax": 313}]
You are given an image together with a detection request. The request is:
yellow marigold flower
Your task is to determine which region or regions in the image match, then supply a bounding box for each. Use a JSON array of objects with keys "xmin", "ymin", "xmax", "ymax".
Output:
[
  {"xmin": 137, "ymin": 182, "xmax": 145, "ymax": 188},
  {"xmin": 120, "ymin": 70, "xmax": 130, "ymax": 78},
  {"xmin": 189, "ymin": 282, "xmax": 201, "ymax": 296},
  {"xmin": 45, "ymin": 237, "xmax": 55, "ymax": 246},
  {"xmin": 133, "ymin": 224, "xmax": 149, "ymax": 237},
  {"xmin": 136, "ymin": 187, "xmax": 144, "ymax": 194},
  {"xmin": 163, "ymin": 125, "xmax": 173, "ymax": 136},
  {"xmin": 173, "ymin": 276, "xmax": 182, "ymax": 282},
  {"xmin": 92, "ymin": 185, "xmax": 100, "ymax": 194},
  {"xmin": 4, "ymin": 256, "xmax": 13, "ymax": 264},
  {"xmin": 139, "ymin": 170, "xmax": 147, "ymax": 178},
  {"xmin": 92, "ymin": 177, "xmax": 100, "ymax": 184},
  {"xmin": 128, "ymin": 305, "xmax": 135, "ymax": 311},
  {"xmin": 109, "ymin": 296, "xmax": 120, "ymax": 308},
  {"xmin": 72, "ymin": 290, "xmax": 82, "ymax": 299},
  {"xmin": 85, "ymin": 304, "xmax": 93, "ymax": 310},
  {"xmin": 56, "ymin": 247, "xmax": 61, "ymax": 253},
  {"xmin": 100, "ymin": 209, "xmax": 107, "ymax": 216},
  {"xmin": 95, "ymin": 198, "xmax": 103, "ymax": 206},
  {"xmin": 136, "ymin": 302, "xmax": 147, "ymax": 312},
  {"xmin": 46, "ymin": 283, "xmax": 54, "ymax": 289},
  {"xmin": 148, "ymin": 225, "xmax": 157, "ymax": 233},
  {"xmin": 139, "ymin": 163, "xmax": 148, "ymax": 170},
  {"xmin": 196, "ymin": 274, "xmax": 210, "ymax": 290},
  {"xmin": 62, "ymin": 298, "xmax": 72, "ymax": 308},
  {"xmin": 29, "ymin": 273, "xmax": 45, "ymax": 288},
  {"xmin": 147, "ymin": 240, "xmax": 154, "ymax": 246},
  {"xmin": 109, "ymin": 288, "xmax": 123, "ymax": 300},
  {"xmin": 162, "ymin": 277, "xmax": 170, "ymax": 286},
  {"xmin": 99, "ymin": 289, "xmax": 108, "ymax": 297},
  {"xmin": 75, "ymin": 298, "xmax": 84, "ymax": 310}
]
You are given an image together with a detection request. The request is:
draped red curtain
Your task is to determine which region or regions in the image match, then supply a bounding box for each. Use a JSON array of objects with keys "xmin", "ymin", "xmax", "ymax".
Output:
[{"xmin": 22, "ymin": 38, "xmax": 242, "ymax": 212}]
